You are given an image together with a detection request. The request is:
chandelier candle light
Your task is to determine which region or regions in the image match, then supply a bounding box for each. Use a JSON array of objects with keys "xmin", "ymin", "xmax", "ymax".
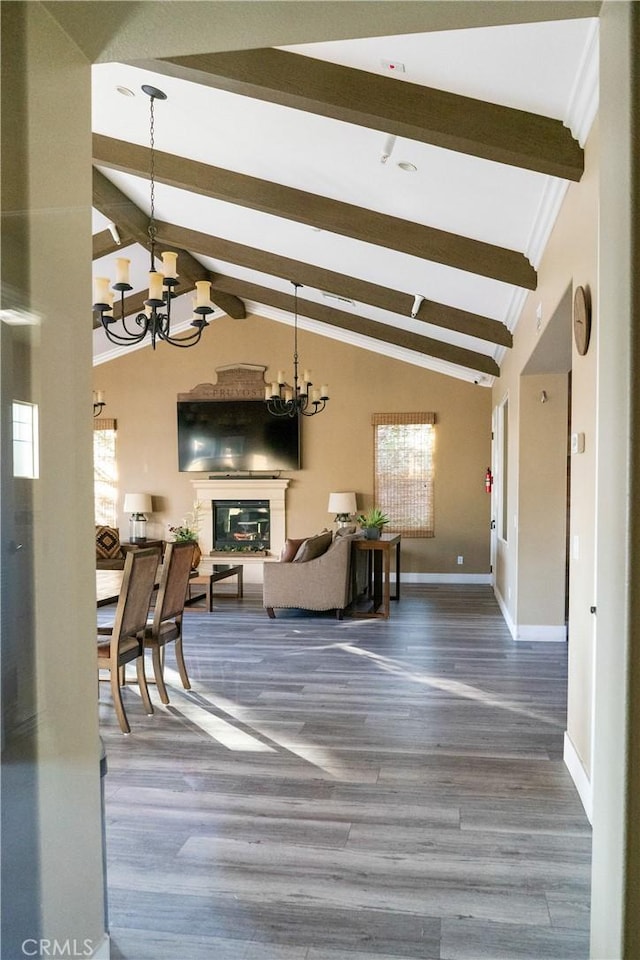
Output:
[
  {"xmin": 265, "ymin": 282, "xmax": 329, "ymax": 417},
  {"xmin": 92, "ymin": 85, "xmax": 215, "ymax": 349},
  {"xmin": 93, "ymin": 390, "xmax": 106, "ymax": 417}
]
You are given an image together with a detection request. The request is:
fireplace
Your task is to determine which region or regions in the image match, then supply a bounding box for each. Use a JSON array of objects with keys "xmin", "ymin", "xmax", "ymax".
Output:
[
  {"xmin": 213, "ymin": 499, "xmax": 270, "ymax": 552},
  {"xmin": 190, "ymin": 477, "xmax": 290, "ymax": 583}
]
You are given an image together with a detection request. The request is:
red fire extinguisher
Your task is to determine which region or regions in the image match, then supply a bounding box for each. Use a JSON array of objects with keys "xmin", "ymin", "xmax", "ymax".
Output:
[{"xmin": 485, "ymin": 468, "xmax": 493, "ymax": 494}]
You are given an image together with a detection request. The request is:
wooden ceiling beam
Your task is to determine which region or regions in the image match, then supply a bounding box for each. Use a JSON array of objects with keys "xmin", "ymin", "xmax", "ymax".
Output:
[
  {"xmin": 140, "ymin": 48, "xmax": 583, "ymax": 182},
  {"xmin": 209, "ymin": 274, "xmax": 499, "ymax": 377},
  {"xmin": 154, "ymin": 220, "xmax": 512, "ymax": 348},
  {"xmin": 93, "ymin": 135, "xmax": 537, "ymax": 291},
  {"xmin": 92, "ymin": 228, "xmax": 136, "ymax": 260},
  {"xmin": 92, "ymin": 168, "xmax": 246, "ymax": 319}
]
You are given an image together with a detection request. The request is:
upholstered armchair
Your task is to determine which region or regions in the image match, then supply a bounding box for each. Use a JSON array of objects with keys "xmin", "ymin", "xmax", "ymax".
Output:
[{"xmin": 263, "ymin": 531, "xmax": 363, "ymax": 619}]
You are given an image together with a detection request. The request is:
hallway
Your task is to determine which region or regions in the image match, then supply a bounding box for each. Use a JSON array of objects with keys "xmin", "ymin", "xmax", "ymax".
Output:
[{"xmin": 100, "ymin": 584, "xmax": 591, "ymax": 959}]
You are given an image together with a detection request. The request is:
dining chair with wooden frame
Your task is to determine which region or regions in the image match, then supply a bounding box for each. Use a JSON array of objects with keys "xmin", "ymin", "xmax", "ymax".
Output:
[
  {"xmin": 143, "ymin": 540, "xmax": 194, "ymax": 704},
  {"xmin": 97, "ymin": 546, "xmax": 160, "ymax": 734}
]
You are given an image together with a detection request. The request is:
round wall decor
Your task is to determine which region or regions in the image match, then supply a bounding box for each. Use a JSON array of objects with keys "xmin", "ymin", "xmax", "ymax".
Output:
[{"xmin": 573, "ymin": 285, "xmax": 591, "ymax": 356}]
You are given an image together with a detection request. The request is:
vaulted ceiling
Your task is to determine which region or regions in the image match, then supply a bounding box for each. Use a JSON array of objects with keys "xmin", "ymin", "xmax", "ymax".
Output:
[{"xmin": 92, "ymin": 16, "xmax": 598, "ymax": 384}]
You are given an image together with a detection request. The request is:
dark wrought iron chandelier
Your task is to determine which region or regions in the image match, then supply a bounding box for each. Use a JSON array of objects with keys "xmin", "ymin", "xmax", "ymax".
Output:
[
  {"xmin": 92, "ymin": 85, "xmax": 214, "ymax": 350},
  {"xmin": 265, "ymin": 282, "xmax": 329, "ymax": 417}
]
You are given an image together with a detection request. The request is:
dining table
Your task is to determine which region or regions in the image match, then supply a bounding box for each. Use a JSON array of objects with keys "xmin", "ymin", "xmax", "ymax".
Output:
[{"xmin": 96, "ymin": 565, "xmax": 198, "ymax": 606}]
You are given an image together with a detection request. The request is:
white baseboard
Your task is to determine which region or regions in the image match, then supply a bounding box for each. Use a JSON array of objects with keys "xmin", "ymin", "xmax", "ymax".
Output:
[
  {"xmin": 493, "ymin": 586, "xmax": 517, "ymax": 640},
  {"xmin": 564, "ymin": 731, "xmax": 593, "ymax": 823},
  {"xmin": 399, "ymin": 572, "xmax": 492, "ymax": 585},
  {"xmin": 516, "ymin": 624, "xmax": 568, "ymax": 643}
]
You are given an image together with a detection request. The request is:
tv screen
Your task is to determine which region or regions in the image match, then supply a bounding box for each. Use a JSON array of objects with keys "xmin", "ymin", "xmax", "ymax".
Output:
[{"xmin": 177, "ymin": 400, "xmax": 300, "ymax": 473}]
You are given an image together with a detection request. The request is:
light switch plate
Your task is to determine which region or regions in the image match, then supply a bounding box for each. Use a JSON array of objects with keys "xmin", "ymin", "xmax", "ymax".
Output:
[{"xmin": 571, "ymin": 432, "xmax": 585, "ymax": 454}]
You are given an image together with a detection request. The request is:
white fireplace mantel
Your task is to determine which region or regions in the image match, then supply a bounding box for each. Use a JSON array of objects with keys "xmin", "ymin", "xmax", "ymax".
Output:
[{"xmin": 190, "ymin": 478, "xmax": 290, "ymax": 583}]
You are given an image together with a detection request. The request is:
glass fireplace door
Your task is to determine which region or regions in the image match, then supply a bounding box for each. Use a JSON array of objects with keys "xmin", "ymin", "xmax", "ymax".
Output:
[{"xmin": 213, "ymin": 499, "xmax": 270, "ymax": 552}]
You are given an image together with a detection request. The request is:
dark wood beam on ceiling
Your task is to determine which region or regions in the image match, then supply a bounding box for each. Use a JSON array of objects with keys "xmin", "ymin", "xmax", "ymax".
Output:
[
  {"xmin": 209, "ymin": 274, "xmax": 499, "ymax": 377},
  {"xmin": 93, "ymin": 135, "xmax": 537, "ymax": 291},
  {"xmin": 140, "ymin": 48, "xmax": 583, "ymax": 182},
  {"xmin": 93, "ymin": 228, "xmax": 136, "ymax": 260},
  {"xmin": 92, "ymin": 168, "xmax": 246, "ymax": 319},
  {"xmin": 154, "ymin": 220, "xmax": 513, "ymax": 348}
]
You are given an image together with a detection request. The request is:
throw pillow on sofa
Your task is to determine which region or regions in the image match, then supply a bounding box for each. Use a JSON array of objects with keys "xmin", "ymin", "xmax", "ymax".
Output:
[
  {"xmin": 95, "ymin": 525, "xmax": 123, "ymax": 560},
  {"xmin": 280, "ymin": 537, "xmax": 307, "ymax": 562},
  {"xmin": 293, "ymin": 530, "xmax": 333, "ymax": 563}
]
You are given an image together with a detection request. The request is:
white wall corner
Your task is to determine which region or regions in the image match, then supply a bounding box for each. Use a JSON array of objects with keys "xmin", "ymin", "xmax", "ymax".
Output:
[
  {"xmin": 516, "ymin": 624, "xmax": 568, "ymax": 643},
  {"xmin": 564, "ymin": 730, "xmax": 593, "ymax": 823}
]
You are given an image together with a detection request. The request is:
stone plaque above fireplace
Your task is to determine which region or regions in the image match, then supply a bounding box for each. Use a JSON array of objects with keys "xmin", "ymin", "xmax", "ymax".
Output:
[{"xmin": 178, "ymin": 364, "xmax": 268, "ymax": 402}]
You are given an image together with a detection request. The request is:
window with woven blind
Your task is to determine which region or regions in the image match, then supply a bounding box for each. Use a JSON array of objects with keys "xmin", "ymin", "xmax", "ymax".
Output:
[
  {"xmin": 93, "ymin": 418, "xmax": 118, "ymax": 527},
  {"xmin": 372, "ymin": 412, "xmax": 436, "ymax": 538}
]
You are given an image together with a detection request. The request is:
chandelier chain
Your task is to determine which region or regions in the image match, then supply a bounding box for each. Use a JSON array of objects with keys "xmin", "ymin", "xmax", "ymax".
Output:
[{"xmin": 147, "ymin": 94, "xmax": 157, "ymax": 256}]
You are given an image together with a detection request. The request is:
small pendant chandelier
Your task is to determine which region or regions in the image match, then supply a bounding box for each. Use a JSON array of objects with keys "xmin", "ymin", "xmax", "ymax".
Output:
[
  {"xmin": 265, "ymin": 282, "xmax": 329, "ymax": 417},
  {"xmin": 92, "ymin": 85, "xmax": 214, "ymax": 349}
]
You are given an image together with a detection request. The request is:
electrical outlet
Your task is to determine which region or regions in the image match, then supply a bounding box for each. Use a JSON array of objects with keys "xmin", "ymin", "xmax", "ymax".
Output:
[{"xmin": 457, "ymin": 555, "xmax": 464, "ymax": 565}]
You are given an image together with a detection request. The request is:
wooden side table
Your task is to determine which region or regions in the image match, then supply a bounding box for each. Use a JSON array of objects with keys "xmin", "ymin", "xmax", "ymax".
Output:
[
  {"xmin": 186, "ymin": 564, "xmax": 244, "ymax": 611},
  {"xmin": 352, "ymin": 534, "xmax": 401, "ymax": 619}
]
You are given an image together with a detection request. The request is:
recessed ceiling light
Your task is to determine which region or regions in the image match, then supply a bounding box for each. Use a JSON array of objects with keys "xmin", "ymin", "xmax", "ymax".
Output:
[
  {"xmin": 397, "ymin": 161, "xmax": 418, "ymax": 173},
  {"xmin": 116, "ymin": 86, "xmax": 135, "ymax": 97}
]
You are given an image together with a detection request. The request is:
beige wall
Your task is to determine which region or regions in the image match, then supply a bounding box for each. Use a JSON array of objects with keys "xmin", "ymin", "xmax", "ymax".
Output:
[
  {"xmin": 517, "ymin": 372, "xmax": 570, "ymax": 628},
  {"xmin": 95, "ymin": 317, "xmax": 492, "ymax": 576},
  {"xmin": 493, "ymin": 115, "xmax": 598, "ymax": 782},
  {"xmin": 494, "ymin": 114, "xmax": 599, "ymax": 631}
]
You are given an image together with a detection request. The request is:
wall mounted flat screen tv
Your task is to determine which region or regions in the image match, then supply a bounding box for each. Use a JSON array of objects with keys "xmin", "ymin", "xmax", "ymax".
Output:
[{"xmin": 177, "ymin": 400, "xmax": 300, "ymax": 473}]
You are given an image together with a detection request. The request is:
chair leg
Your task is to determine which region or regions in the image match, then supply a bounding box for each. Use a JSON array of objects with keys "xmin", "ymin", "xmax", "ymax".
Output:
[
  {"xmin": 136, "ymin": 655, "xmax": 154, "ymax": 715},
  {"xmin": 174, "ymin": 637, "xmax": 191, "ymax": 691},
  {"xmin": 151, "ymin": 644, "xmax": 170, "ymax": 705},
  {"xmin": 110, "ymin": 668, "xmax": 131, "ymax": 735},
  {"xmin": 266, "ymin": 607, "xmax": 276, "ymax": 619},
  {"xmin": 336, "ymin": 609, "xmax": 344, "ymax": 620}
]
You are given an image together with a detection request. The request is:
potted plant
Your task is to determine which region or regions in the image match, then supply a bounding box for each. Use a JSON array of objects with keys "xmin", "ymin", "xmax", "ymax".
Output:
[
  {"xmin": 168, "ymin": 501, "xmax": 203, "ymax": 568},
  {"xmin": 357, "ymin": 507, "xmax": 390, "ymax": 540}
]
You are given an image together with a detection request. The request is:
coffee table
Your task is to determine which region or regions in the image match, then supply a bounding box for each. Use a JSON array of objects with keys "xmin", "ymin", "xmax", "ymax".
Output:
[{"xmin": 185, "ymin": 564, "xmax": 244, "ymax": 611}]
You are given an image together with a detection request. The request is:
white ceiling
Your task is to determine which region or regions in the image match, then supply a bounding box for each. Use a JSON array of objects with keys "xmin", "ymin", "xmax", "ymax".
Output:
[{"xmin": 92, "ymin": 17, "xmax": 598, "ymax": 383}]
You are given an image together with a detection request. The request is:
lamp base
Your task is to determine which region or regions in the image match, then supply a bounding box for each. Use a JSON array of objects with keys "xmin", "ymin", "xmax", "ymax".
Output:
[{"xmin": 129, "ymin": 514, "xmax": 147, "ymax": 542}]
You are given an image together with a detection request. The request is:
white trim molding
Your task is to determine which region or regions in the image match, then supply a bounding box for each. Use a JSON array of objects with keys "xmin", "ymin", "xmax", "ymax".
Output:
[
  {"xmin": 401, "ymin": 572, "xmax": 492, "ymax": 585},
  {"xmin": 516, "ymin": 624, "xmax": 568, "ymax": 643},
  {"xmin": 565, "ymin": 17, "xmax": 599, "ymax": 147},
  {"xmin": 564, "ymin": 730, "xmax": 593, "ymax": 823}
]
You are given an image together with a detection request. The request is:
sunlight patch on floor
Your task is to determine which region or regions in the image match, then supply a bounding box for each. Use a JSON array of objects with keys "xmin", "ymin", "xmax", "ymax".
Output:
[
  {"xmin": 338, "ymin": 643, "xmax": 564, "ymax": 728},
  {"xmin": 159, "ymin": 667, "xmax": 356, "ymax": 778}
]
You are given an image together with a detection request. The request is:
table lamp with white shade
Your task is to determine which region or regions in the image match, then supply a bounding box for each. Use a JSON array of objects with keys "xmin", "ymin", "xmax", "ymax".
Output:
[
  {"xmin": 123, "ymin": 493, "xmax": 153, "ymax": 542},
  {"xmin": 328, "ymin": 491, "xmax": 357, "ymax": 527}
]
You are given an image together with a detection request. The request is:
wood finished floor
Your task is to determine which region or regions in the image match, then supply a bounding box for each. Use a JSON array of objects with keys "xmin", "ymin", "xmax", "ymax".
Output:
[{"xmin": 99, "ymin": 584, "xmax": 591, "ymax": 960}]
